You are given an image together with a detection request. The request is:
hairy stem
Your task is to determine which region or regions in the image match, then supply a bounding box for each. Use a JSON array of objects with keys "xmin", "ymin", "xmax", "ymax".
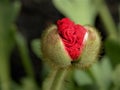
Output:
[
  {"xmin": 42, "ymin": 67, "xmax": 69, "ymax": 90},
  {"xmin": 42, "ymin": 68, "xmax": 58, "ymax": 90}
]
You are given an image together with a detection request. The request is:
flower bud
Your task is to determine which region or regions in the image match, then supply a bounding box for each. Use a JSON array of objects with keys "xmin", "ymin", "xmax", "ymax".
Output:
[
  {"xmin": 41, "ymin": 18, "xmax": 88, "ymax": 68},
  {"xmin": 41, "ymin": 18, "xmax": 101, "ymax": 68}
]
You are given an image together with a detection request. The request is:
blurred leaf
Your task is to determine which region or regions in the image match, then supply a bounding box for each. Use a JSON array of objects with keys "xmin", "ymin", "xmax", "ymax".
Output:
[
  {"xmin": 112, "ymin": 64, "xmax": 120, "ymax": 89},
  {"xmin": 0, "ymin": 0, "xmax": 9, "ymax": 3},
  {"xmin": 89, "ymin": 56, "xmax": 112, "ymax": 90},
  {"xmin": 0, "ymin": 1, "xmax": 21, "ymax": 90},
  {"xmin": 98, "ymin": 0, "xmax": 118, "ymax": 39},
  {"xmin": 105, "ymin": 38, "xmax": 120, "ymax": 66},
  {"xmin": 21, "ymin": 78, "xmax": 39, "ymax": 90},
  {"xmin": 100, "ymin": 56, "xmax": 112, "ymax": 87},
  {"xmin": 10, "ymin": 1, "xmax": 21, "ymax": 21},
  {"xmin": 15, "ymin": 31, "xmax": 35, "ymax": 79},
  {"xmin": 0, "ymin": 1, "xmax": 21, "ymax": 30},
  {"xmin": 31, "ymin": 39, "xmax": 43, "ymax": 58},
  {"xmin": 11, "ymin": 81, "xmax": 22, "ymax": 90},
  {"xmin": 0, "ymin": 1, "xmax": 21, "ymax": 55},
  {"xmin": 0, "ymin": 1, "xmax": 21, "ymax": 60},
  {"xmin": 90, "ymin": 63, "xmax": 106, "ymax": 90},
  {"xmin": 52, "ymin": 0, "xmax": 98, "ymax": 25},
  {"xmin": 74, "ymin": 69, "xmax": 93, "ymax": 86}
]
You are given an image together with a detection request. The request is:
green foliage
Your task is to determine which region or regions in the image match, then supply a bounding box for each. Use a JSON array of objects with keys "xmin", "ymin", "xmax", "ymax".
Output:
[
  {"xmin": 74, "ymin": 69, "xmax": 93, "ymax": 86},
  {"xmin": 0, "ymin": 0, "xmax": 120, "ymax": 90},
  {"xmin": 52, "ymin": 0, "xmax": 98, "ymax": 25},
  {"xmin": 21, "ymin": 78, "xmax": 39, "ymax": 90},
  {"xmin": 0, "ymin": 0, "xmax": 36, "ymax": 90},
  {"xmin": 0, "ymin": 1, "xmax": 21, "ymax": 90},
  {"xmin": 112, "ymin": 64, "xmax": 120, "ymax": 90},
  {"xmin": 15, "ymin": 31, "xmax": 35, "ymax": 79},
  {"xmin": 105, "ymin": 39, "xmax": 120, "ymax": 67},
  {"xmin": 31, "ymin": 39, "xmax": 43, "ymax": 59},
  {"xmin": 89, "ymin": 57, "xmax": 112, "ymax": 90}
]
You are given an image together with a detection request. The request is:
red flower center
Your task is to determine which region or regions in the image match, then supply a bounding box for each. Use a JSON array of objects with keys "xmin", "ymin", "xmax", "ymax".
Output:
[{"xmin": 57, "ymin": 18, "xmax": 88, "ymax": 60}]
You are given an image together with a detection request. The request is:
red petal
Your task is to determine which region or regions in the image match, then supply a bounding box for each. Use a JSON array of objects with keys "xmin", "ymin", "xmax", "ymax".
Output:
[{"xmin": 57, "ymin": 18, "xmax": 88, "ymax": 60}]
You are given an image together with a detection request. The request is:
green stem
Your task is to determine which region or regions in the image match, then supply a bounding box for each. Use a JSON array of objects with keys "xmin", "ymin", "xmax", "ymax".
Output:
[
  {"xmin": 42, "ymin": 68, "xmax": 69, "ymax": 90},
  {"xmin": 14, "ymin": 31, "xmax": 35, "ymax": 80},
  {"xmin": 0, "ymin": 15, "xmax": 11, "ymax": 90},
  {"xmin": 98, "ymin": 0, "xmax": 118, "ymax": 40},
  {"xmin": 0, "ymin": 55, "xmax": 11, "ymax": 90},
  {"xmin": 51, "ymin": 68, "xmax": 68, "ymax": 90},
  {"xmin": 0, "ymin": 28, "xmax": 11, "ymax": 90},
  {"xmin": 42, "ymin": 68, "xmax": 58, "ymax": 90}
]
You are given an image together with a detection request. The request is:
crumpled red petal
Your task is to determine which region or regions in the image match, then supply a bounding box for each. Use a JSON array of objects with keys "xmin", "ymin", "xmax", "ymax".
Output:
[{"xmin": 57, "ymin": 18, "xmax": 88, "ymax": 60}]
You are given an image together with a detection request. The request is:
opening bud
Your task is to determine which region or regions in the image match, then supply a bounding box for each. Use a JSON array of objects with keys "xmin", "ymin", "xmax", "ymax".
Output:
[{"xmin": 41, "ymin": 18, "xmax": 101, "ymax": 68}]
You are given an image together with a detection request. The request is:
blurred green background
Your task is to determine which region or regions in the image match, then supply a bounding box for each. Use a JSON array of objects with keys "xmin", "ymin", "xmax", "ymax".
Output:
[{"xmin": 0, "ymin": 0, "xmax": 119, "ymax": 90}]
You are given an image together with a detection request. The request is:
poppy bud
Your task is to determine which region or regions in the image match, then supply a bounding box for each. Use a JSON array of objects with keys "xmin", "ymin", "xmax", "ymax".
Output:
[
  {"xmin": 41, "ymin": 18, "xmax": 88, "ymax": 68},
  {"xmin": 41, "ymin": 18, "xmax": 101, "ymax": 68}
]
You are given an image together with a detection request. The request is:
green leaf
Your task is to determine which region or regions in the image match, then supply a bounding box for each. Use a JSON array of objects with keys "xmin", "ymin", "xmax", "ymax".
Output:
[
  {"xmin": 0, "ymin": 1, "xmax": 21, "ymax": 55},
  {"xmin": 15, "ymin": 31, "xmax": 35, "ymax": 79},
  {"xmin": 105, "ymin": 38, "xmax": 120, "ymax": 67},
  {"xmin": 90, "ymin": 63, "xmax": 106, "ymax": 89},
  {"xmin": 74, "ymin": 69, "xmax": 93, "ymax": 86},
  {"xmin": 0, "ymin": 2, "xmax": 20, "ymax": 90},
  {"xmin": 31, "ymin": 39, "xmax": 43, "ymax": 58},
  {"xmin": 52, "ymin": 0, "xmax": 97, "ymax": 25},
  {"xmin": 11, "ymin": 81, "xmax": 22, "ymax": 90},
  {"xmin": 89, "ymin": 57, "xmax": 112, "ymax": 90},
  {"xmin": 100, "ymin": 56, "xmax": 112, "ymax": 88},
  {"xmin": 112, "ymin": 64, "xmax": 120, "ymax": 88},
  {"xmin": 21, "ymin": 77, "xmax": 39, "ymax": 90},
  {"xmin": 0, "ymin": 1, "xmax": 20, "ymax": 30}
]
